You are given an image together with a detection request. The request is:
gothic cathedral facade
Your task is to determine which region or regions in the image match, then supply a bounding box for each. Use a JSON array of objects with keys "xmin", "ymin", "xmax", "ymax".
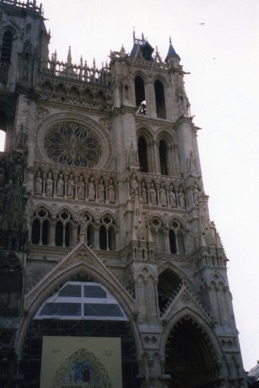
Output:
[{"xmin": 0, "ymin": 1, "xmax": 247, "ymax": 387}]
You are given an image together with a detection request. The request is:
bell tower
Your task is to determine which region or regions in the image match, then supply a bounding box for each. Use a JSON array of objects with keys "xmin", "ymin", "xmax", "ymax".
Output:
[{"xmin": 0, "ymin": 2, "xmax": 246, "ymax": 387}]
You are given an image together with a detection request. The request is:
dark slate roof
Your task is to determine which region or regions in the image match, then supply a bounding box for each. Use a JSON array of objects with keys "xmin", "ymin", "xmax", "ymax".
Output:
[
  {"xmin": 130, "ymin": 35, "xmax": 154, "ymax": 61},
  {"xmin": 165, "ymin": 39, "xmax": 180, "ymax": 61}
]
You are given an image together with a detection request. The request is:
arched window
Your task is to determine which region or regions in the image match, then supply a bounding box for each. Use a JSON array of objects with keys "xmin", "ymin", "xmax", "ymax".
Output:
[
  {"xmin": 177, "ymin": 230, "xmax": 185, "ymax": 254},
  {"xmin": 169, "ymin": 230, "xmax": 177, "ymax": 254},
  {"xmin": 99, "ymin": 225, "xmax": 107, "ymax": 250},
  {"xmin": 99, "ymin": 216, "xmax": 116, "ymax": 251},
  {"xmin": 31, "ymin": 209, "xmax": 51, "ymax": 245},
  {"xmin": 135, "ymin": 76, "xmax": 145, "ymax": 107},
  {"xmin": 55, "ymin": 211, "xmax": 73, "ymax": 247},
  {"xmin": 155, "ymin": 80, "xmax": 166, "ymax": 118},
  {"xmin": 138, "ymin": 136, "xmax": 148, "ymax": 172},
  {"xmin": 87, "ymin": 224, "xmax": 94, "ymax": 247},
  {"xmin": 150, "ymin": 218, "xmax": 165, "ymax": 252},
  {"xmin": 65, "ymin": 223, "xmax": 72, "ymax": 247},
  {"xmin": 1, "ymin": 31, "xmax": 13, "ymax": 63},
  {"xmin": 42, "ymin": 220, "xmax": 49, "ymax": 245},
  {"xmin": 169, "ymin": 220, "xmax": 185, "ymax": 254},
  {"xmin": 55, "ymin": 221, "xmax": 63, "ymax": 246},
  {"xmin": 108, "ymin": 227, "xmax": 116, "ymax": 250},
  {"xmin": 159, "ymin": 139, "xmax": 168, "ymax": 175}
]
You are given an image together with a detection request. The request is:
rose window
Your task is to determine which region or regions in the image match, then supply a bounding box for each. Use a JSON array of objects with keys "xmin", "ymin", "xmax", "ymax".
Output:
[{"xmin": 44, "ymin": 122, "xmax": 101, "ymax": 167}]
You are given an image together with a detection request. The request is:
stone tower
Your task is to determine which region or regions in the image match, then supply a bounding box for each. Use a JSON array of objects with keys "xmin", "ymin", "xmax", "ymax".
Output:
[{"xmin": 0, "ymin": 1, "xmax": 247, "ymax": 387}]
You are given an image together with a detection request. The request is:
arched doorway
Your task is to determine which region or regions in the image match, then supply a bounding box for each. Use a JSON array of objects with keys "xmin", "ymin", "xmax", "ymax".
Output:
[
  {"xmin": 165, "ymin": 316, "xmax": 219, "ymax": 388},
  {"xmin": 21, "ymin": 273, "xmax": 140, "ymax": 388}
]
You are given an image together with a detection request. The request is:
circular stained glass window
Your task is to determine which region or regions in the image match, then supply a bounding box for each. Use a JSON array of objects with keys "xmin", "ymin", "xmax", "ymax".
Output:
[{"xmin": 44, "ymin": 122, "xmax": 101, "ymax": 167}]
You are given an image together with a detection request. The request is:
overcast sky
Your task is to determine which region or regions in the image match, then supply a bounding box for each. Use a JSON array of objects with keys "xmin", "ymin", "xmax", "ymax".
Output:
[{"xmin": 1, "ymin": 0, "xmax": 258, "ymax": 371}]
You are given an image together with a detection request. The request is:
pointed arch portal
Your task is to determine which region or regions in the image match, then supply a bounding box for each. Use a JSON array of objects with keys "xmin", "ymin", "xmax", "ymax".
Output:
[
  {"xmin": 21, "ymin": 273, "xmax": 140, "ymax": 388},
  {"xmin": 165, "ymin": 316, "xmax": 219, "ymax": 388}
]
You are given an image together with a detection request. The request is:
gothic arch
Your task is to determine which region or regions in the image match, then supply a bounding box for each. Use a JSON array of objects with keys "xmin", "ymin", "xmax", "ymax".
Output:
[
  {"xmin": 157, "ymin": 262, "xmax": 193, "ymax": 290},
  {"xmin": 157, "ymin": 268, "xmax": 182, "ymax": 313},
  {"xmin": 149, "ymin": 215, "xmax": 166, "ymax": 252},
  {"xmin": 161, "ymin": 312, "xmax": 223, "ymax": 388},
  {"xmin": 0, "ymin": 22, "xmax": 20, "ymax": 38},
  {"xmin": 134, "ymin": 73, "xmax": 146, "ymax": 107},
  {"xmin": 156, "ymin": 130, "xmax": 177, "ymax": 176},
  {"xmin": 133, "ymin": 70, "xmax": 148, "ymax": 82},
  {"xmin": 137, "ymin": 127, "xmax": 155, "ymax": 173},
  {"xmin": 0, "ymin": 24, "xmax": 19, "ymax": 62},
  {"xmin": 154, "ymin": 78, "xmax": 166, "ymax": 119},
  {"xmin": 15, "ymin": 243, "xmax": 139, "ymax": 358}
]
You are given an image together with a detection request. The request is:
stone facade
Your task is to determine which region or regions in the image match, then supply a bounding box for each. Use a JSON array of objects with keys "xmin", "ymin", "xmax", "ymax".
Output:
[{"xmin": 0, "ymin": 1, "xmax": 247, "ymax": 387}]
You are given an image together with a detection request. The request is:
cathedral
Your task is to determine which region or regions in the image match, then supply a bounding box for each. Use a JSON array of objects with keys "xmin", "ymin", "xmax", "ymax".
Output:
[{"xmin": 0, "ymin": 0, "xmax": 247, "ymax": 387}]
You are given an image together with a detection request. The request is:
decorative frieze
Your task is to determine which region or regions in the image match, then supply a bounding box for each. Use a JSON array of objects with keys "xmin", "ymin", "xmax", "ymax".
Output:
[{"xmin": 33, "ymin": 163, "xmax": 117, "ymax": 204}]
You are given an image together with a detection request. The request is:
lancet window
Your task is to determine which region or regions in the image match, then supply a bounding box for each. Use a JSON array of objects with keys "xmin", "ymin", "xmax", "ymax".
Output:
[
  {"xmin": 99, "ymin": 215, "xmax": 116, "ymax": 251},
  {"xmin": 150, "ymin": 218, "xmax": 166, "ymax": 252},
  {"xmin": 138, "ymin": 136, "xmax": 148, "ymax": 172},
  {"xmin": 135, "ymin": 75, "xmax": 145, "ymax": 108},
  {"xmin": 169, "ymin": 220, "xmax": 185, "ymax": 254},
  {"xmin": 159, "ymin": 139, "xmax": 169, "ymax": 175},
  {"xmin": 31, "ymin": 208, "xmax": 50, "ymax": 245},
  {"xmin": 154, "ymin": 79, "xmax": 166, "ymax": 119},
  {"xmin": 1, "ymin": 31, "xmax": 13, "ymax": 63},
  {"xmin": 55, "ymin": 211, "xmax": 73, "ymax": 247}
]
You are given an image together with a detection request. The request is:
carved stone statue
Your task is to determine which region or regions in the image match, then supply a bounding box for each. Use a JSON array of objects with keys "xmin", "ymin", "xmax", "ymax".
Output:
[
  {"xmin": 130, "ymin": 173, "xmax": 139, "ymax": 199},
  {"xmin": 46, "ymin": 171, "xmax": 53, "ymax": 197},
  {"xmin": 169, "ymin": 185, "xmax": 176, "ymax": 207},
  {"xmin": 98, "ymin": 177, "xmax": 105, "ymax": 203},
  {"xmin": 141, "ymin": 181, "xmax": 147, "ymax": 204},
  {"xmin": 149, "ymin": 182, "xmax": 157, "ymax": 206},
  {"xmin": 34, "ymin": 170, "xmax": 42, "ymax": 195},
  {"xmin": 88, "ymin": 176, "xmax": 95, "ymax": 201},
  {"xmin": 13, "ymin": 157, "xmax": 24, "ymax": 184},
  {"xmin": 127, "ymin": 143, "xmax": 139, "ymax": 167},
  {"xmin": 178, "ymin": 186, "xmax": 186, "ymax": 209},
  {"xmin": 192, "ymin": 182, "xmax": 200, "ymax": 205},
  {"xmin": 108, "ymin": 178, "xmax": 115, "ymax": 203},
  {"xmin": 77, "ymin": 174, "xmax": 85, "ymax": 200},
  {"xmin": 159, "ymin": 182, "xmax": 167, "ymax": 207},
  {"xmin": 56, "ymin": 173, "xmax": 64, "ymax": 197},
  {"xmin": 67, "ymin": 173, "xmax": 75, "ymax": 198}
]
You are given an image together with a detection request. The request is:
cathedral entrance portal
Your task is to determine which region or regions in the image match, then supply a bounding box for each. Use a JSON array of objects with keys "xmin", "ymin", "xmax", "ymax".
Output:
[{"xmin": 165, "ymin": 316, "xmax": 220, "ymax": 388}]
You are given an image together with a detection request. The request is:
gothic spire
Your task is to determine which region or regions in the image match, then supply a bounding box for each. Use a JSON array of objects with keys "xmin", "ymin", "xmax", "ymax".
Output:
[
  {"xmin": 67, "ymin": 46, "xmax": 72, "ymax": 65},
  {"xmin": 165, "ymin": 36, "xmax": 180, "ymax": 62}
]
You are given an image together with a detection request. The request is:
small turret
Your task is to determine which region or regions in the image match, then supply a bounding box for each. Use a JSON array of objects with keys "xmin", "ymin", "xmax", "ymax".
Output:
[{"xmin": 165, "ymin": 36, "xmax": 180, "ymax": 65}]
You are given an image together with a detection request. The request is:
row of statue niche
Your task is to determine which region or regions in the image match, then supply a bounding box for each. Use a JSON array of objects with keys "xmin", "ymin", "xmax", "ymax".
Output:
[
  {"xmin": 34, "ymin": 170, "xmax": 116, "ymax": 203},
  {"xmin": 130, "ymin": 173, "xmax": 192, "ymax": 209}
]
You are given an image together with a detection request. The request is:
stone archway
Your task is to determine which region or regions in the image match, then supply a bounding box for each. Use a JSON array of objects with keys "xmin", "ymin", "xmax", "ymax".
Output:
[
  {"xmin": 164, "ymin": 316, "xmax": 220, "ymax": 388},
  {"xmin": 21, "ymin": 272, "xmax": 140, "ymax": 388}
]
